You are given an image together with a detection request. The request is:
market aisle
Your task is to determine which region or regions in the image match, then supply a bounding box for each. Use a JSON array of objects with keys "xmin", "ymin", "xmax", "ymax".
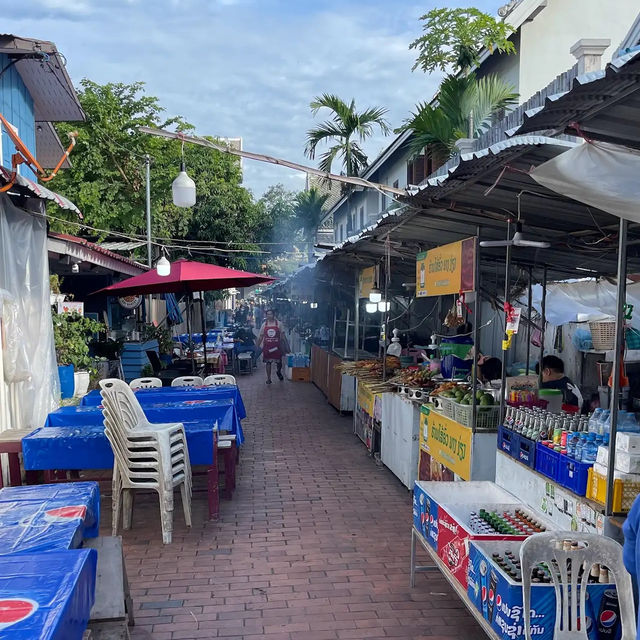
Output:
[{"xmin": 107, "ymin": 373, "xmax": 482, "ymax": 640}]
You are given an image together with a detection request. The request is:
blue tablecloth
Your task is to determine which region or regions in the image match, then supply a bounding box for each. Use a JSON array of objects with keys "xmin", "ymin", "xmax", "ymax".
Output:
[
  {"xmin": 46, "ymin": 397, "xmax": 243, "ymax": 444},
  {"xmin": 0, "ymin": 483, "xmax": 100, "ymax": 555},
  {"xmin": 80, "ymin": 384, "xmax": 246, "ymax": 419},
  {"xmin": 0, "ymin": 548, "xmax": 96, "ymax": 639},
  {"xmin": 24, "ymin": 421, "xmax": 224, "ymax": 470}
]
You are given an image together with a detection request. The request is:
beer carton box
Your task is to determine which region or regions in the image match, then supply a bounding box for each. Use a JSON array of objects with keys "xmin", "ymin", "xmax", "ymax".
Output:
[{"xmin": 467, "ymin": 540, "xmax": 620, "ymax": 640}]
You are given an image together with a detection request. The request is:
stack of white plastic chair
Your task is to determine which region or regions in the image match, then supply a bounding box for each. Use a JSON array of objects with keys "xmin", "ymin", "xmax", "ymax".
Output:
[
  {"xmin": 99, "ymin": 379, "xmax": 192, "ymax": 544},
  {"xmin": 203, "ymin": 374, "xmax": 236, "ymax": 386},
  {"xmin": 171, "ymin": 376, "xmax": 204, "ymax": 387}
]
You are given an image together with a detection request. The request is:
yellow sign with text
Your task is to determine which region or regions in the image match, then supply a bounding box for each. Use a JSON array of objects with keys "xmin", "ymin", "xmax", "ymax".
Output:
[
  {"xmin": 416, "ymin": 237, "xmax": 476, "ymax": 297},
  {"xmin": 359, "ymin": 266, "xmax": 375, "ymax": 299},
  {"xmin": 357, "ymin": 382, "xmax": 379, "ymax": 417},
  {"xmin": 422, "ymin": 405, "xmax": 472, "ymax": 480}
]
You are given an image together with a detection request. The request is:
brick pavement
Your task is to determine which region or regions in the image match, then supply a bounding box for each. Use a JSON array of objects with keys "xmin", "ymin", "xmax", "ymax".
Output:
[{"xmin": 103, "ymin": 373, "xmax": 483, "ymax": 639}]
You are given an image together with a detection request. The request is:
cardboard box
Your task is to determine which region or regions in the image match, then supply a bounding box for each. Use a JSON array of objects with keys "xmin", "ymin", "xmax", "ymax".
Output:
[
  {"xmin": 597, "ymin": 445, "xmax": 640, "ymax": 473},
  {"xmin": 290, "ymin": 367, "xmax": 310, "ymax": 382},
  {"xmin": 467, "ymin": 539, "xmax": 617, "ymax": 640},
  {"xmin": 616, "ymin": 432, "xmax": 640, "ymax": 453}
]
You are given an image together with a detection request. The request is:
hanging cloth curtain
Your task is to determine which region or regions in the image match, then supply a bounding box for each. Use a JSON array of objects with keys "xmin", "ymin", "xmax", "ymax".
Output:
[
  {"xmin": 164, "ymin": 293, "xmax": 184, "ymax": 325},
  {"xmin": 530, "ymin": 140, "xmax": 640, "ymax": 221}
]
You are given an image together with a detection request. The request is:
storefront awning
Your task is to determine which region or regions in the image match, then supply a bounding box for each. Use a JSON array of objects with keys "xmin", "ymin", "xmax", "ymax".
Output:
[{"xmin": 0, "ymin": 167, "xmax": 81, "ymax": 216}]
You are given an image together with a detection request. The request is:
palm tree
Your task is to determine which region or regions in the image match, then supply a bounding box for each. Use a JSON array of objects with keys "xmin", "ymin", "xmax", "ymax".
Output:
[
  {"xmin": 295, "ymin": 187, "xmax": 330, "ymax": 260},
  {"xmin": 305, "ymin": 94, "xmax": 391, "ymax": 176},
  {"xmin": 397, "ymin": 73, "xmax": 518, "ymax": 161}
]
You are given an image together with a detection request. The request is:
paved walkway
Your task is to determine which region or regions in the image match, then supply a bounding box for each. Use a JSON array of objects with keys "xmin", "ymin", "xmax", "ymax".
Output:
[{"xmin": 106, "ymin": 372, "xmax": 482, "ymax": 639}]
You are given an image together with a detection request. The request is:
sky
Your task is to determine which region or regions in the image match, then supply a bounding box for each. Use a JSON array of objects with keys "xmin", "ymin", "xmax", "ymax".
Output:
[{"xmin": 9, "ymin": 0, "xmax": 498, "ymax": 198}]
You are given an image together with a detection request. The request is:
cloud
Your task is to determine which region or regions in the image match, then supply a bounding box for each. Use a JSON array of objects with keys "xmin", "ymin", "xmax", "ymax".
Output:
[{"xmin": 9, "ymin": 0, "xmax": 499, "ymax": 196}]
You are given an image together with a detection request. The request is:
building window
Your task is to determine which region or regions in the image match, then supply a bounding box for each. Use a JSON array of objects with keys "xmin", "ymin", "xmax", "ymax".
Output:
[
  {"xmin": 393, "ymin": 179, "xmax": 399, "ymax": 189},
  {"xmin": 359, "ymin": 206, "xmax": 364, "ymax": 229}
]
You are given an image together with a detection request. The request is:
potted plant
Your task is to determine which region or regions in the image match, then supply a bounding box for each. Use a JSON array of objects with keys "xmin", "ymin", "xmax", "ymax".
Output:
[{"xmin": 52, "ymin": 311, "xmax": 104, "ymax": 398}]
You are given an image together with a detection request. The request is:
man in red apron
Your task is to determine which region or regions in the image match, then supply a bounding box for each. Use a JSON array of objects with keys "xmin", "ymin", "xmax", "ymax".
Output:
[{"xmin": 257, "ymin": 309, "xmax": 286, "ymax": 384}]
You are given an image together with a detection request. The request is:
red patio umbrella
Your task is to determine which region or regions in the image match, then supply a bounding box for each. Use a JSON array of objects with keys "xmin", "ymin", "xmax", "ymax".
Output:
[
  {"xmin": 94, "ymin": 259, "xmax": 274, "ymax": 372},
  {"xmin": 95, "ymin": 258, "xmax": 274, "ymax": 296}
]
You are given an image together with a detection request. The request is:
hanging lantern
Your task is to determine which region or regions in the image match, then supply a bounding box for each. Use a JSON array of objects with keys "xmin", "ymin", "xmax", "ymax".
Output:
[
  {"xmin": 172, "ymin": 162, "xmax": 196, "ymax": 207},
  {"xmin": 365, "ymin": 302, "xmax": 378, "ymax": 313},
  {"xmin": 378, "ymin": 301, "xmax": 390, "ymax": 312},
  {"xmin": 369, "ymin": 287, "xmax": 382, "ymax": 303},
  {"xmin": 156, "ymin": 256, "xmax": 171, "ymax": 277}
]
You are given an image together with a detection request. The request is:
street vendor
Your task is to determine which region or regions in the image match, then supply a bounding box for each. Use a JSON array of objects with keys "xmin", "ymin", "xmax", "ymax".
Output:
[
  {"xmin": 537, "ymin": 355, "xmax": 581, "ymax": 408},
  {"xmin": 477, "ymin": 356, "xmax": 502, "ymax": 384}
]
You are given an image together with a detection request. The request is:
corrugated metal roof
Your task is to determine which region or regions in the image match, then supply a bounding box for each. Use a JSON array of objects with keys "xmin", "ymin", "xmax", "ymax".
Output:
[
  {"xmin": 99, "ymin": 241, "xmax": 146, "ymax": 251},
  {"xmin": 315, "ymin": 137, "xmax": 640, "ymax": 284},
  {"xmin": 0, "ymin": 166, "xmax": 80, "ymax": 214},
  {"xmin": 510, "ymin": 49, "xmax": 640, "ymax": 147}
]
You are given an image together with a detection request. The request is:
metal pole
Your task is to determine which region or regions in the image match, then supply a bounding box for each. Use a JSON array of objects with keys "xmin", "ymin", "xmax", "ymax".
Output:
[
  {"xmin": 606, "ymin": 218, "xmax": 628, "ymax": 515},
  {"xmin": 343, "ymin": 308, "xmax": 350, "ymax": 359},
  {"xmin": 538, "ymin": 266, "xmax": 548, "ymax": 390},
  {"xmin": 199, "ymin": 292, "xmax": 207, "ymax": 368},
  {"xmin": 383, "ymin": 259, "xmax": 390, "ymax": 382},
  {"xmin": 499, "ymin": 221, "xmax": 512, "ymax": 423},
  {"xmin": 145, "ymin": 155, "xmax": 152, "ymax": 268},
  {"xmin": 471, "ymin": 233, "xmax": 481, "ymax": 434},
  {"xmin": 525, "ymin": 266, "xmax": 533, "ymax": 375},
  {"xmin": 354, "ymin": 272, "xmax": 360, "ymax": 361}
]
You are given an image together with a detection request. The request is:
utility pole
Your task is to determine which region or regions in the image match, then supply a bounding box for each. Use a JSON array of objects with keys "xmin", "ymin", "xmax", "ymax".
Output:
[{"xmin": 145, "ymin": 154, "xmax": 152, "ymax": 267}]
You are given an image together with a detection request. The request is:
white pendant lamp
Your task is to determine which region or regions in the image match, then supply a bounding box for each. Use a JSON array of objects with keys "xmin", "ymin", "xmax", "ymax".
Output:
[
  {"xmin": 156, "ymin": 256, "xmax": 171, "ymax": 277},
  {"xmin": 172, "ymin": 162, "xmax": 196, "ymax": 207},
  {"xmin": 365, "ymin": 302, "xmax": 378, "ymax": 314},
  {"xmin": 378, "ymin": 300, "xmax": 390, "ymax": 312},
  {"xmin": 369, "ymin": 287, "xmax": 382, "ymax": 303}
]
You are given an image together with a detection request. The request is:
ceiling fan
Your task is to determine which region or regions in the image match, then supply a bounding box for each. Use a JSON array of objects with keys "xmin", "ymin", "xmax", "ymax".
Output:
[{"xmin": 479, "ymin": 221, "xmax": 550, "ymax": 249}]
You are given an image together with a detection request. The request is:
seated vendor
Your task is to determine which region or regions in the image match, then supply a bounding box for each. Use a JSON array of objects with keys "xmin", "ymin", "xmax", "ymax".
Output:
[
  {"xmin": 234, "ymin": 325, "xmax": 256, "ymax": 354},
  {"xmin": 477, "ymin": 356, "xmax": 502, "ymax": 384},
  {"xmin": 537, "ymin": 355, "xmax": 580, "ymax": 407}
]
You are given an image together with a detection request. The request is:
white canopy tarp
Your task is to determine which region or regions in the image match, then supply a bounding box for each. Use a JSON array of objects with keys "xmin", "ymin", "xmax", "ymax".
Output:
[
  {"xmin": 531, "ymin": 141, "xmax": 640, "ymax": 221},
  {"xmin": 530, "ymin": 279, "xmax": 640, "ymax": 328}
]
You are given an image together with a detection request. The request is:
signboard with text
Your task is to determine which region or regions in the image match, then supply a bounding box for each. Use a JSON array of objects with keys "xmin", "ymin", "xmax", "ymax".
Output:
[
  {"xmin": 423, "ymin": 405, "xmax": 472, "ymax": 480},
  {"xmin": 416, "ymin": 237, "xmax": 476, "ymax": 297},
  {"xmin": 358, "ymin": 266, "xmax": 375, "ymax": 299},
  {"xmin": 57, "ymin": 301, "xmax": 84, "ymax": 315},
  {"xmin": 357, "ymin": 381, "xmax": 376, "ymax": 417}
]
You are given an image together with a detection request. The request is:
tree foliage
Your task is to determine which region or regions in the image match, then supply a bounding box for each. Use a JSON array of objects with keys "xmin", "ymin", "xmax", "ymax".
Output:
[
  {"xmin": 305, "ymin": 94, "xmax": 390, "ymax": 176},
  {"xmin": 410, "ymin": 7, "xmax": 516, "ymax": 74},
  {"xmin": 397, "ymin": 73, "xmax": 518, "ymax": 159},
  {"xmin": 294, "ymin": 187, "xmax": 330, "ymax": 259}
]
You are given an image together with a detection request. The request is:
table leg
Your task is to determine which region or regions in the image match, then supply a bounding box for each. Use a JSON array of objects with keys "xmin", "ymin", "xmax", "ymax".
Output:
[
  {"xmin": 229, "ymin": 443, "xmax": 237, "ymax": 491},
  {"xmin": 24, "ymin": 470, "xmax": 39, "ymax": 485},
  {"xmin": 207, "ymin": 464, "xmax": 219, "ymax": 520},
  {"xmin": 7, "ymin": 453, "xmax": 21, "ymax": 486}
]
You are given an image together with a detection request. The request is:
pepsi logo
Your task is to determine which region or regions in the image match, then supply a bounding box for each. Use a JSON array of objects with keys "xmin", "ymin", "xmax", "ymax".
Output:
[
  {"xmin": 481, "ymin": 586, "xmax": 487, "ymax": 601},
  {"xmin": 488, "ymin": 589, "xmax": 495, "ymax": 603},
  {"xmin": 496, "ymin": 594, "xmax": 502, "ymax": 607},
  {"xmin": 599, "ymin": 610, "xmax": 618, "ymax": 628},
  {"xmin": 429, "ymin": 515, "xmax": 434, "ymax": 524},
  {"xmin": 0, "ymin": 598, "xmax": 38, "ymax": 629},
  {"xmin": 45, "ymin": 505, "xmax": 87, "ymax": 521}
]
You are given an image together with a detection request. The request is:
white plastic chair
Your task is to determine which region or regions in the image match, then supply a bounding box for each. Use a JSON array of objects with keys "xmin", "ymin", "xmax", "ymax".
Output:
[
  {"xmin": 203, "ymin": 374, "xmax": 236, "ymax": 386},
  {"xmin": 129, "ymin": 377, "xmax": 162, "ymax": 389},
  {"xmin": 520, "ymin": 531, "xmax": 636, "ymax": 639},
  {"xmin": 99, "ymin": 379, "xmax": 192, "ymax": 544},
  {"xmin": 171, "ymin": 376, "xmax": 204, "ymax": 387}
]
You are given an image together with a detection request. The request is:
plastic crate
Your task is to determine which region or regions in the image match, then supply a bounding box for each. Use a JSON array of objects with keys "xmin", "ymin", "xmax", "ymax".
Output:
[
  {"xmin": 435, "ymin": 396, "xmax": 456, "ymax": 419},
  {"xmin": 454, "ymin": 402, "xmax": 500, "ymax": 431},
  {"xmin": 587, "ymin": 467, "xmax": 640, "ymax": 513},
  {"xmin": 517, "ymin": 435, "xmax": 537, "ymax": 469},
  {"xmin": 535, "ymin": 443, "xmax": 562, "ymax": 482},
  {"xmin": 497, "ymin": 424, "xmax": 519, "ymax": 458},
  {"xmin": 558, "ymin": 456, "xmax": 590, "ymax": 496}
]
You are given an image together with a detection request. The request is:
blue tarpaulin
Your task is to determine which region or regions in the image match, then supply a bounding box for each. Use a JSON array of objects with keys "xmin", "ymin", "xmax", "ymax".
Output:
[
  {"xmin": 79, "ymin": 384, "xmax": 247, "ymax": 419},
  {"xmin": 24, "ymin": 420, "xmax": 224, "ymax": 469},
  {"xmin": 0, "ymin": 549, "xmax": 96, "ymax": 639},
  {"xmin": 45, "ymin": 397, "xmax": 243, "ymax": 444},
  {"xmin": 0, "ymin": 483, "xmax": 100, "ymax": 555}
]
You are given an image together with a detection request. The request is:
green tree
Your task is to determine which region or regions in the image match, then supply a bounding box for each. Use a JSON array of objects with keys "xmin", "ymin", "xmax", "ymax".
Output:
[
  {"xmin": 294, "ymin": 187, "xmax": 330, "ymax": 260},
  {"xmin": 397, "ymin": 73, "xmax": 518, "ymax": 160},
  {"xmin": 410, "ymin": 7, "xmax": 515, "ymax": 74},
  {"xmin": 305, "ymin": 94, "xmax": 390, "ymax": 176}
]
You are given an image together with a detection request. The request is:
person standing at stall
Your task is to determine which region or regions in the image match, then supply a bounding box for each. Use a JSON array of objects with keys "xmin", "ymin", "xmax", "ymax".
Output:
[
  {"xmin": 537, "ymin": 355, "xmax": 581, "ymax": 407},
  {"xmin": 257, "ymin": 309, "xmax": 288, "ymax": 384}
]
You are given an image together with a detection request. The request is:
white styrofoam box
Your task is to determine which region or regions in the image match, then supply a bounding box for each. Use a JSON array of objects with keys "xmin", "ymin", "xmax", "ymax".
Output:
[
  {"xmin": 414, "ymin": 480, "xmax": 518, "ymax": 506},
  {"xmin": 616, "ymin": 432, "xmax": 640, "ymax": 453},
  {"xmin": 593, "ymin": 462, "xmax": 640, "ymax": 482},
  {"xmin": 597, "ymin": 445, "xmax": 640, "ymax": 473}
]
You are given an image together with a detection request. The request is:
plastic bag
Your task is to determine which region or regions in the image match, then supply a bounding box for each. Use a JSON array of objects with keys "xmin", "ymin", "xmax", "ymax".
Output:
[
  {"xmin": 0, "ymin": 290, "xmax": 31, "ymax": 382},
  {"xmin": 571, "ymin": 328, "xmax": 594, "ymax": 352}
]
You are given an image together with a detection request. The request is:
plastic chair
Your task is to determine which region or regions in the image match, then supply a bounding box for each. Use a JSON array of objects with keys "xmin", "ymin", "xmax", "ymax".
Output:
[
  {"xmin": 171, "ymin": 376, "xmax": 204, "ymax": 387},
  {"xmin": 520, "ymin": 531, "xmax": 636, "ymax": 639},
  {"xmin": 204, "ymin": 374, "xmax": 236, "ymax": 386},
  {"xmin": 129, "ymin": 377, "xmax": 162, "ymax": 389},
  {"xmin": 99, "ymin": 379, "xmax": 192, "ymax": 544}
]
